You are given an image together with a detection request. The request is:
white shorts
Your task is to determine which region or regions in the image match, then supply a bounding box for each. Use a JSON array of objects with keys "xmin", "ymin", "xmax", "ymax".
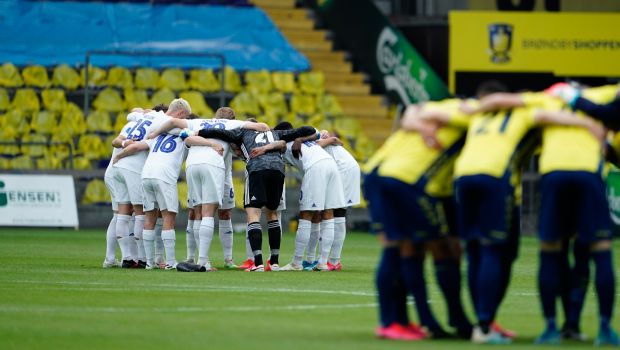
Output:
[
  {"xmin": 299, "ymin": 158, "xmax": 346, "ymax": 211},
  {"xmin": 111, "ymin": 167, "xmax": 143, "ymax": 205},
  {"xmin": 340, "ymin": 164, "xmax": 361, "ymax": 207},
  {"xmin": 220, "ymin": 171, "xmax": 235, "ymax": 210},
  {"xmin": 187, "ymin": 164, "xmax": 224, "ymax": 207},
  {"xmin": 277, "ymin": 184, "xmax": 286, "ymax": 211},
  {"xmin": 104, "ymin": 167, "xmax": 119, "ymax": 211},
  {"xmin": 142, "ymin": 178, "xmax": 179, "ymax": 213}
]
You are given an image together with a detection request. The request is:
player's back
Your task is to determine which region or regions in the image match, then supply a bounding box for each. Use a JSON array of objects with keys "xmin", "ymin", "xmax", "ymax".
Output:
[
  {"xmin": 324, "ymin": 144, "xmax": 358, "ymax": 171},
  {"xmin": 186, "ymin": 118, "xmax": 246, "ymax": 169},
  {"xmin": 284, "ymin": 140, "xmax": 332, "ymax": 172},
  {"xmin": 115, "ymin": 111, "xmax": 170, "ymax": 173},
  {"xmin": 239, "ymin": 130, "xmax": 287, "ymax": 174},
  {"xmin": 142, "ymin": 133, "xmax": 187, "ymax": 184}
]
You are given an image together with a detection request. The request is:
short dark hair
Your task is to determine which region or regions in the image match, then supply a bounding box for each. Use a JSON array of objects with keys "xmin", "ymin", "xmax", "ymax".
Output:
[
  {"xmin": 152, "ymin": 104, "xmax": 168, "ymax": 112},
  {"xmin": 476, "ymin": 80, "xmax": 509, "ymax": 98},
  {"xmin": 274, "ymin": 121, "xmax": 293, "ymax": 131},
  {"xmin": 215, "ymin": 107, "xmax": 235, "ymax": 120}
]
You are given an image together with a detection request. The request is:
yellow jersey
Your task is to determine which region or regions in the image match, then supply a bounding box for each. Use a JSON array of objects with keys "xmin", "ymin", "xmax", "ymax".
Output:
[
  {"xmin": 539, "ymin": 89, "xmax": 611, "ymax": 175},
  {"xmin": 454, "ymin": 93, "xmax": 546, "ymax": 179}
]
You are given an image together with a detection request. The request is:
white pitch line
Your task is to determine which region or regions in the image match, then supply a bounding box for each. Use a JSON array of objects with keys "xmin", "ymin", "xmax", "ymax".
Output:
[{"xmin": 0, "ymin": 303, "xmax": 378, "ymax": 314}]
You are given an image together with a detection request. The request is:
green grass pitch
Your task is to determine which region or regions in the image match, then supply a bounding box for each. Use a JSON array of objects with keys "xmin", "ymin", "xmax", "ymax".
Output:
[{"xmin": 0, "ymin": 228, "xmax": 618, "ymax": 350}]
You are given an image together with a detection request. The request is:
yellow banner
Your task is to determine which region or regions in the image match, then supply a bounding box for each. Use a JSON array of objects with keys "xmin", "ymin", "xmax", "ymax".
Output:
[{"xmin": 449, "ymin": 11, "xmax": 620, "ymax": 91}]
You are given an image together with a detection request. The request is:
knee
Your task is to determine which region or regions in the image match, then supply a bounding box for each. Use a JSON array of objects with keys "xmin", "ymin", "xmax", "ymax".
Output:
[{"xmin": 218, "ymin": 209, "xmax": 231, "ymax": 220}]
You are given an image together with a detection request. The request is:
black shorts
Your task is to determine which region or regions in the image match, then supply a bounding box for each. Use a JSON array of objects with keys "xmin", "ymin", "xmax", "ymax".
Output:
[{"xmin": 245, "ymin": 169, "xmax": 285, "ymax": 210}]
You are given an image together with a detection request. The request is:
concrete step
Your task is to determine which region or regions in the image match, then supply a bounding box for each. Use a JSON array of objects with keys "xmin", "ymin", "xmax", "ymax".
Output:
[
  {"xmin": 302, "ymin": 50, "xmax": 347, "ymax": 62},
  {"xmin": 273, "ymin": 18, "xmax": 314, "ymax": 30},
  {"xmin": 342, "ymin": 105, "xmax": 389, "ymax": 119},
  {"xmin": 324, "ymin": 72, "xmax": 366, "ymax": 85},
  {"xmin": 253, "ymin": 0, "xmax": 295, "ymax": 9},
  {"xmin": 281, "ymin": 29, "xmax": 327, "ymax": 43},
  {"xmin": 334, "ymin": 94, "xmax": 384, "ymax": 108},
  {"xmin": 311, "ymin": 59, "xmax": 351, "ymax": 74},
  {"xmin": 263, "ymin": 8, "xmax": 309, "ymax": 22},
  {"xmin": 326, "ymin": 83, "xmax": 370, "ymax": 95},
  {"xmin": 289, "ymin": 38, "xmax": 332, "ymax": 51}
]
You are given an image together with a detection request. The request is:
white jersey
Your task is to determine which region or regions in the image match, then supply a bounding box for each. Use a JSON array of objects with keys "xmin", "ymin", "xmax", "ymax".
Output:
[
  {"xmin": 114, "ymin": 111, "xmax": 171, "ymax": 174},
  {"xmin": 106, "ymin": 121, "xmax": 136, "ymax": 172},
  {"xmin": 141, "ymin": 133, "xmax": 188, "ymax": 185},
  {"xmin": 185, "ymin": 118, "xmax": 247, "ymax": 168},
  {"xmin": 324, "ymin": 144, "xmax": 358, "ymax": 171},
  {"xmin": 283, "ymin": 140, "xmax": 332, "ymax": 173}
]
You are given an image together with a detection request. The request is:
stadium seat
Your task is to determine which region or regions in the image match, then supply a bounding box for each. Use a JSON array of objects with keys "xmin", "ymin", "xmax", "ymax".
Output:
[
  {"xmin": 245, "ymin": 70, "xmax": 272, "ymax": 93},
  {"xmin": 9, "ymin": 155, "xmax": 34, "ymax": 170},
  {"xmin": 124, "ymin": 89, "xmax": 151, "ymax": 110},
  {"xmin": 233, "ymin": 177, "xmax": 245, "ymax": 209},
  {"xmin": 11, "ymin": 88, "xmax": 40, "ymax": 114},
  {"xmin": 179, "ymin": 91, "xmax": 213, "ymax": 117},
  {"xmin": 0, "ymin": 88, "xmax": 10, "ymax": 111},
  {"xmin": 41, "ymin": 89, "xmax": 67, "ymax": 112},
  {"xmin": 230, "ymin": 91, "xmax": 261, "ymax": 117},
  {"xmin": 52, "ymin": 64, "xmax": 81, "ymax": 90},
  {"xmin": 188, "ymin": 69, "xmax": 220, "ymax": 92},
  {"xmin": 0, "ymin": 157, "xmax": 9, "ymax": 169},
  {"xmin": 59, "ymin": 102, "xmax": 86, "ymax": 136},
  {"xmin": 106, "ymin": 66, "xmax": 133, "ymax": 89},
  {"xmin": 290, "ymin": 93, "xmax": 316, "ymax": 116},
  {"xmin": 135, "ymin": 68, "xmax": 160, "ymax": 90},
  {"xmin": 316, "ymin": 93, "xmax": 343, "ymax": 116},
  {"xmin": 272, "ymin": 71, "xmax": 296, "ymax": 93},
  {"xmin": 78, "ymin": 134, "xmax": 107, "ymax": 160},
  {"xmin": 86, "ymin": 110, "xmax": 113, "ymax": 134},
  {"xmin": 257, "ymin": 92, "xmax": 288, "ymax": 119},
  {"xmin": 21, "ymin": 133, "xmax": 48, "ymax": 158},
  {"xmin": 0, "ymin": 127, "xmax": 21, "ymax": 156},
  {"xmin": 22, "ymin": 65, "xmax": 51, "ymax": 88},
  {"xmin": 219, "ymin": 66, "xmax": 242, "ymax": 93},
  {"xmin": 177, "ymin": 181, "xmax": 188, "ymax": 210},
  {"xmin": 3, "ymin": 109, "xmax": 30, "ymax": 135},
  {"xmin": 80, "ymin": 66, "xmax": 107, "ymax": 87},
  {"xmin": 82, "ymin": 179, "xmax": 109, "ymax": 205},
  {"xmin": 298, "ymin": 71, "xmax": 325, "ymax": 95},
  {"xmin": 49, "ymin": 129, "xmax": 75, "ymax": 160},
  {"xmin": 159, "ymin": 68, "xmax": 187, "ymax": 91},
  {"xmin": 333, "ymin": 116, "xmax": 362, "ymax": 138},
  {"xmin": 0, "ymin": 63, "xmax": 24, "ymax": 87},
  {"xmin": 30, "ymin": 111, "xmax": 57, "ymax": 135},
  {"xmin": 92, "ymin": 88, "xmax": 124, "ymax": 112},
  {"xmin": 114, "ymin": 112, "xmax": 130, "ymax": 134},
  {"xmin": 37, "ymin": 152, "xmax": 63, "ymax": 170},
  {"xmin": 151, "ymin": 88, "xmax": 176, "ymax": 107},
  {"xmin": 71, "ymin": 155, "xmax": 92, "ymax": 170}
]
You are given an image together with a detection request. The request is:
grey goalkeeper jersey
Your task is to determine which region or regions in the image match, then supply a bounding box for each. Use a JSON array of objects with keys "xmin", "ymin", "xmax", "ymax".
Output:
[{"xmin": 198, "ymin": 126, "xmax": 316, "ymax": 174}]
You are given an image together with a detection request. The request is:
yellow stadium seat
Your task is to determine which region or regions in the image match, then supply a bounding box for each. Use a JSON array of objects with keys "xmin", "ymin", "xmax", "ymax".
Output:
[
  {"xmin": 82, "ymin": 179, "xmax": 109, "ymax": 205},
  {"xmin": 298, "ymin": 71, "xmax": 325, "ymax": 95},
  {"xmin": 59, "ymin": 102, "xmax": 86, "ymax": 136},
  {"xmin": 78, "ymin": 134, "xmax": 106, "ymax": 160},
  {"xmin": 22, "ymin": 65, "xmax": 51, "ymax": 88},
  {"xmin": 233, "ymin": 177, "xmax": 245, "ymax": 209},
  {"xmin": 258, "ymin": 114, "xmax": 278, "ymax": 127},
  {"xmin": 31, "ymin": 111, "xmax": 57, "ymax": 135},
  {"xmin": 245, "ymin": 70, "xmax": 272, "ymax": 94},
  {"xmin": 103, "ymin": 135, "xmax": 116, "ymax": 158},
  {"xmin": 179, "ymin": 91, "xmax": 213, "ymax": 117},
  {"xmin": 230, "ymin": 91, "xmax": 261, "ymax": 117},
  {"xmin": 11, "ymin": 88, "xmax": 40, "ymax": 114},
  {"xmin": 124, "ymin": 89, "xmax": 151, "ymax": 110},
  {"xmin": 10, "ymin": 155, "xmax": 33, "ymax": 170},
  {"xmin": 177, "ymin": 181, "xmax": 188, "ymax": 210},
  {"xmin": 333, "ymin": 116, "xmax": 362, "ymax": 137},
  {"xmin": 0, "ymin": 157, "xmax": 9, "ymax": 169},
  {"xmin": 2, "ymin": 109, "xmax": 30, "ymax": 135},
  {"xmin": 316, "ymin": 93, "xmax": 343, "ymax": 116},
  {"xmin": 159, "ymin": 68, "xmax": 187, "ymax": 91},
  {"xmin": 37, "ymin": 152, "xmax": 63, "ymax": 170},
  {"xmin": 49, "ymin": 129, "xmax": 74, "ymax": 160},
  {"xmin": 232, "ymin": 159, "xmax": 245, "ymax": 172},
  {"xmin": 290, "ymin": 93, "xmax": 316, "ymax": 116},
  {"xmin": 114, "ymin": 112, "xmax": 131, "ymax": 134},
  {"xmin": 52, "ymin": 64, "xmax": 81, "ymax": 90},
  {"xmin": 21, "ymin": 133, "xmax": 48, "ymax": 158},
  {"xmin": 150, "ymin": 88, "xmax": 176, "ymax": 106},
  {"xmin": 0, "ymin": 127, "xmax": 21, "ymax": 156},
  {"xmin": 306, "ymin": 113, "xmax": 325, "ymax": 126},
  {"xmin": 0, "ymin": 88, "xmax": 9, "ymax": 111},
  {"xmin": 106, "ymin": 66, "xmax": 133, "ymax": 89},
  {"xmin": 0, "ymin": 63, "xmax": 23, "ymax": 87},
  {"xmin": 218, "ymin": 66, "xmax": 242, "ymax": 93},
  {"xmin": 188, "ymin": 69, "xmax": 220, "ymax": 92},
  {"xmin": 272, "ymin": 71, "xmax": 296, "ymax": 93},
  {"xmin": 71, "ymin": 155, "xmax": 92, "ymax": 170},
  {"xmin": 92, "ymin": 88, "xmax": 124, "ymax": 112},
  {"xmin": 80, "ymin": 66, "xmax": 107, "ymax": 87},
  {"xmin": 257, "ymin": 92, "xmax": 287, "ymax": 118},
  {"xmin": 135, "ymin": 68, "xmax": 160, "ymax": 90},
  {"xmin": 41, "ymin": 89, "xmax": 67, "ymax": 112},
  {"xmin": 86, "ymin": 110, "xmax": 113, "ymax": 134}
]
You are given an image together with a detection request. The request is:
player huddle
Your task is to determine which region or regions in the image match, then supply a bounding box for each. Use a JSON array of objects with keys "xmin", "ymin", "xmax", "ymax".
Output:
[
  {"xmin": 102, "ymin": 98, "xmax": 361, "ymax": 273},
  {"xmin": 363, "ymin": 81, "xmax": 619, "ymax": 345}
]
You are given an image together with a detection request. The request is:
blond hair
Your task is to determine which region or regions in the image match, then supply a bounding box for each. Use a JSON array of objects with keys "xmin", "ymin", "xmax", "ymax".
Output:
[
  {"xmin": 215, "ymin": 107, "xmax": 236, "ymax": 120},
  {"xmin": 168, "ymin": 98, "xmax": 192, "ymax": 116}
]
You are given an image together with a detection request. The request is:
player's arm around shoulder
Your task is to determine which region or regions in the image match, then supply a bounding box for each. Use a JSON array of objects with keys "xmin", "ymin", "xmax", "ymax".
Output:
[
  {"xmin": 242, "ymin": 121, "xmax": 270, "ymax": 132},
  {"xmin": 112, "ymin": 141, "xmax": 149, "ymax": 164},
  {"xmin": 534, "ymin": 109, "xmax": 607, "ymax": 142},
  {"xmin": 250, "ymin": 140, "xmax": 286, "ymax": 159},
  {"xmin": 184, "ymin": 136, "xmax": 224, "ymax": 156}
]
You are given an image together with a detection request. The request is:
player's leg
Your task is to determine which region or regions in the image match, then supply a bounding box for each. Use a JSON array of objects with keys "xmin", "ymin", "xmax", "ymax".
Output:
[
  {"xmin": 142, "ymin": 209, "xmax": 158, "ymax": 269},
  {"xmin": 127, "ymin": 170, "xmax": 145, "ymax": 266},
  {"xmin": 185, "ymin": 208, "xmax": 197, "ymax": 263},
  {"xmin": 263, "ymin": 171, "xmax": 285, "ymax": 271},
  {"xmin": 328, "ymin": 207, "xmax": 347, "ymax": 270},
  {"xmin": 154, "ymin": 213, "xmax": 165, "ymax": 267},
  {"xmin": 218, "ymin": 209, "xmax": 236, "ymax": 268},
  {"xmin": 103, "ymin": 210, "xmax": 120, "ymax": 268},
  {"xmin": 282, "ymin": 210, "xmax": 314, "ymax": 271},
  {"xmin": 197, "ymin": 203, "xmax": 218, "ymax": 270},
  {"xmin": 304, "ymin": 212, "xmax": 321, "ymax": 269},
  {"xmin": 132, "ymin": 204, "xmax": 146, "ymax": 268},
  {"xmin": 329, "ymin": 164, "xmax": 360, "ymax": 270},
  {"xmin": 112, "ymin": 169, "xmax": 135, "ymax": 267},
  {"xmin": 562, "ymin": 239, "xmax": 590, "ymax": 340},
  {"xmin": 315, "ymin": 163, "xmax": 346, "ymax": 271},
  {"xmin": 156, "ymin": 179, "xmax": 180, "ymax": 270}
]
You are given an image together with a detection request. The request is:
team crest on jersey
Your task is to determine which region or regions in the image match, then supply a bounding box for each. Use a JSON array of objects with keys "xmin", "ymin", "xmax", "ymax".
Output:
[{"xmin": 488, "ymin": 23, "xmax": 513, "ymax": 64}]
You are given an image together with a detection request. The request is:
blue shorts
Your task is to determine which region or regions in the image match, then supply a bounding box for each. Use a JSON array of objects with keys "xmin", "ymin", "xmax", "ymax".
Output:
[
  {"xmin": 455, "ymin": 174, "xmax": 514, "ymax": 244},
  {"xmin": 438, "ymin": 196, "xmax": 458, "ymax": 237},
  {"xmin": 539, "ymin": 171, "xmax": 612, "ymax": 243},
  {"xmin": 363, "ymin": 170, "xmax": 384, "ymax": 235}
]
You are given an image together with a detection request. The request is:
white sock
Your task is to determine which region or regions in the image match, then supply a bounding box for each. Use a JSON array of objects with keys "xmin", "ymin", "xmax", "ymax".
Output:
[
  {"xmin": 186, "ymin": 219, "xmax": 196, "ymax": 260},
  {"xmin": 154, "ymin": 218, "xmax": 164, "ymax": 262},
  {"xmin": 162, "ymin": 229, "xmax": 176, "ymax": 266},
  {"xmin": 115, "ymin": 214, "xmax": 133, "ymax": 261},
  {"xmin": 293, "ymin": 219, "xmax": 311, "ymax": 266},
  {"xmin": 193, "ymin": 220, "xmax": 201, "ymax": 255},
  {"xmin": 133, "ymin": 215, "xmax": 146, "ymax": 261},
  {"xmin": 105, "ymin": 214, "xmax": 118, "ymax": 262},
  {"xmin": 143, "ymin": 229, "xmax": 155, "ymax": 266},
  {"xmin": 198, "ymin": 217, "xmax": 215, "ymax": 267},
  {"xmin": 319, "ymin": 219, "xmax": 335, "ymax": 266},
  {"xmin": 330, "ymin": 217, "xmax": 346, "ymax": 265},
  {"xmin": 128, "ymin": 215, "xmax": 138, "ymax": 260},
  {"xmin": 306, "ymin": 222, "xmax": 320, "ymax": 263},
  {"xmin": 219, "ymin": 219, "xmax": 234, "ymax": 261},
  {"xmin": 245, "ymin": 230, "xmax": 254, "ymax": 261}
]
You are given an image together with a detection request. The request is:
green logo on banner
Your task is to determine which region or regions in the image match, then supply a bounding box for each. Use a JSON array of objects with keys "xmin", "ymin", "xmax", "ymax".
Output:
[
  {"xmin": 0, "ymin": 181, "xmax": 7, "ymax": 207},
  {"xmin": 606, "ymin": 171, "xmax": 620, "ymax": 226}
]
